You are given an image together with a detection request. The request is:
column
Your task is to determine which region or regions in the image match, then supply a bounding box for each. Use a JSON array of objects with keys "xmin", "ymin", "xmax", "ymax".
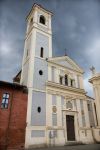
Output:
[{"xmin": 83, "ymin": 100, "xmax": 90, "ymax": 127}]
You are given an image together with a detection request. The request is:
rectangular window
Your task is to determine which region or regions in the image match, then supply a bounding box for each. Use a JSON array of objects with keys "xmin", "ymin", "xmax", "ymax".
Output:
[
  {"xmin": 65, "ymin": 74, "xmax": 68, "ymax": 86},
  {"xmin": 59, "ymin": 76, "xmax": 63, "ymax": 84},
  {"xmin": 52, "ymin": 114, "xmax": 57, "ymax": 126},
  {"xmin": 87, "ymin": 104, "xmax": 91, "ymax": 111},
  {"xmin": 40, "ymin": 47, "xmax": 43, "ymax": 58},
  {"xmin": 1, "ymin": 93, "xmax": 9, "ymax": 109},
  {"xmin": 70, "ymin": 79, "xmax": 73, "ymax": 87}
]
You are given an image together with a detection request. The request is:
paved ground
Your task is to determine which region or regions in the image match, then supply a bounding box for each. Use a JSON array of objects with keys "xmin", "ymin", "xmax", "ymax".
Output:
[{"xmin": 28, "ymin": 144, "xmax": 100, "ymax": 150}]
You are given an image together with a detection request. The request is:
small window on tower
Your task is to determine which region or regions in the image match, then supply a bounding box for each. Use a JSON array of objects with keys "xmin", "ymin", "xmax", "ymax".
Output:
[
  {"xmin": 39, "ymin": 15, "xmax": 45, "ymax": 25},
  {"xmin": 1, "ymin": 93, "xmax": 9, "ymax": 109},
  {"xmin": 37, "ymin": 107, "xmax": 41, "ymax": 113},
  {"xmin": 40, "ymin": 47, "xmax": 44, "ymax": 58}
]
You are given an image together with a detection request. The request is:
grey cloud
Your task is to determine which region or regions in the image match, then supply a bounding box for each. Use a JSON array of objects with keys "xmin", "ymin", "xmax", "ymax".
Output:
[{"xmin": 0, "ymin": 0, "xmax": 100, "ymax": 96}]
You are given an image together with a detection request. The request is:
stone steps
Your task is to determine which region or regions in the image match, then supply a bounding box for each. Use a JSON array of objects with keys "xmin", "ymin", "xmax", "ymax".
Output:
[{"xmin": 65, "ymin": 141, "xmax": 84, "ymax": 146}]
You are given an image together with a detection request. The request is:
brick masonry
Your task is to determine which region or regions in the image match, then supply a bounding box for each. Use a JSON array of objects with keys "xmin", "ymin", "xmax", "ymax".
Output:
[{"xmin": 0, "ymin": 81, "xmax": 28, "ymax": 150}]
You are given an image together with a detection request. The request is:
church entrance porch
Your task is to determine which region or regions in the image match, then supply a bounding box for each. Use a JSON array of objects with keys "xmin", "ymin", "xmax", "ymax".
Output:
[{"xmin": 66, "ymin": 115, "xmax": 75, "ymax": 141}]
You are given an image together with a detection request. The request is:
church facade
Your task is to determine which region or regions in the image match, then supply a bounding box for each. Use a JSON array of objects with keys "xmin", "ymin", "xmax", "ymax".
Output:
[{"xmin": 20, "ymin": 4, "xmax": 99, "ymax": 148}]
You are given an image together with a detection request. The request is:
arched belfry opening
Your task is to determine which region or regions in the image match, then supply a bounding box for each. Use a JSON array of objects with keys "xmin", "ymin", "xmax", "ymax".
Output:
[{"xmin": 39, "ymin": 15, "xmax": 46, "ymax": 25}]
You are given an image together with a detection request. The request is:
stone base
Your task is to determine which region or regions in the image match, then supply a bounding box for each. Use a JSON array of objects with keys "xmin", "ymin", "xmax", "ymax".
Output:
[
  {"xmin": 92, "ymin": 127, "xmax": 100, "ymax": 143},
  {"xmin": 65, "ymin": 141, "xmax": 84, "ymax": 146}
]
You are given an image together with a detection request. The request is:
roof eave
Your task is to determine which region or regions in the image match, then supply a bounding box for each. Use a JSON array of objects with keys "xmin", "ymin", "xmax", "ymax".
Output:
[{"xmin": 26, "ymin": 3, "xmax": 53, "ymax": 21}]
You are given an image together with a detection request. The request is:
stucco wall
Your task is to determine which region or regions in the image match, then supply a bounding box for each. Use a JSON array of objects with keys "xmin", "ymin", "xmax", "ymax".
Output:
[
  {"xmin": 35, "ymin": 32, "xmax": 49, "ymax": 58},
  {"xmin": 31, "ymin": 91, "xmax": 46, "ymax": 126},
  {"xmin": 33, "ymin": 58, "xmax": 48, "ymax": 90}
]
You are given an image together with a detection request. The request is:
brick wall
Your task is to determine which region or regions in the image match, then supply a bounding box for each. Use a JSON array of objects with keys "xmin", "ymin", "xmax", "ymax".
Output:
[{"xmin": 0, "ymin": 83, "xmax": 28, "ymax": 150}]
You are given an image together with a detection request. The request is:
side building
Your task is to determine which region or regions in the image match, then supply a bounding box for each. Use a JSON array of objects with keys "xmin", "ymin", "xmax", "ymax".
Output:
[
  {"xmin": 0, "ymin": 81, "xmax": 28, "ymax": 150},
  {"xmin": 89, "ymin": 69, "xmax": 100, "ymax": 142}
]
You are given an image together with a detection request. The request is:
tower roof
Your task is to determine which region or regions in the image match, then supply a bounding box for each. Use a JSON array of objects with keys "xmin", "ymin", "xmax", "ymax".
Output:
[{"xmin": 26, "ymin": 3, "xmax": 53, "ymax": 20}]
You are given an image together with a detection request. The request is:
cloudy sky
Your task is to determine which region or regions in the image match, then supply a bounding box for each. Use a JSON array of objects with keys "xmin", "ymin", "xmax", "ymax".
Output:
[{"xmin": 0, "ymin": 0, "xmax": 100, "ymax": 96}]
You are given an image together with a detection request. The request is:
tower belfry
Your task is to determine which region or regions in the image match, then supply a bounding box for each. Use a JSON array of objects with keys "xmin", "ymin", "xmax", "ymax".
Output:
[
  {"xmin": 20, "ymin": 4, "xmax": 53, "ymax": 148},
  {"xmin": 21, "ymin": 3, "xmax": 53, "ymax": 86}
]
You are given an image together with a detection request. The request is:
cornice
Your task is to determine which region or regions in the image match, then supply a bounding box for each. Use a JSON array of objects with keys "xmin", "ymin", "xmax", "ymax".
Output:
[
  {"xmin": 46, "ymin": 81, "xmax": 86, "ymax": 95},
  {"xmin": 89, "ymin": 73, "xmax": 100, "ymax": 84}
]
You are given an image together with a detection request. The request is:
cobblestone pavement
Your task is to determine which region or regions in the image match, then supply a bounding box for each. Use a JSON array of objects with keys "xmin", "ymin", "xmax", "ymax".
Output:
[{"xmin": 27, "ymin": 144, "xmax": 100, "ymax": 150}]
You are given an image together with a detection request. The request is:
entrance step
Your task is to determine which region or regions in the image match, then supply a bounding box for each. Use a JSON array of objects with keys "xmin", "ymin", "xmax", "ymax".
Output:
[{"xmin": 65, "ymin": 141, "xmax": 84, "ymax": 146}]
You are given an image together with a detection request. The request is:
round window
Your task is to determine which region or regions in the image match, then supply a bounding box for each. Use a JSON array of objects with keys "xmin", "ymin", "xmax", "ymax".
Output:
[
  {"xmin": 37, "ymin": 107, "xmax": 41, "ymax": 113},
  {"xmin": 39, "ymin": 70, "xmax": 43, "ymax": 75}
]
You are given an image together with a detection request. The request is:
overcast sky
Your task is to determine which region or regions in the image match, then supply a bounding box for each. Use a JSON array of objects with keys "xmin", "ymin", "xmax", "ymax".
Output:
[{"xmin": 0, "ymin": 0, "xmax": 100, "ymax": 96}]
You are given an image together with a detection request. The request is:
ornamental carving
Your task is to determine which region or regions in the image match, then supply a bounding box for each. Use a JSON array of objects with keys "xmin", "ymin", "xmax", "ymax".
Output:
[
  {"xmin": 52, "ymin": 106, "xmax": 57, "ymax": 113},
  {"xmin": 66, "ymin": 101, "xmax": 73, "ymax": 109}
]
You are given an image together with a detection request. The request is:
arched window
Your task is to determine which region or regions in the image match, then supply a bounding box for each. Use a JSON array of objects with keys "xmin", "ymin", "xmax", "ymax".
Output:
[
  {"xmin": 40, "ymin": 47, "xmax": 44, "ymax": 58},
  {"xmin": 39, "ymin": 15, "xmax": 45, "ymax": 25}
]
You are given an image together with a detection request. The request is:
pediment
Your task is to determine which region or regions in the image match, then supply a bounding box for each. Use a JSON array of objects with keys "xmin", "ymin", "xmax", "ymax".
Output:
[
  {"xmin": 55, "ymin": 59, "xmax": 74, "ymax": 69},
  {"xmin": 48, "ymin": 56, "xmax": 84, "ymax": 73}
]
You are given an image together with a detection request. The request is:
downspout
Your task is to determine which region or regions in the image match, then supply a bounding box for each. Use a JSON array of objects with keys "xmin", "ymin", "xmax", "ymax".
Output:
[{"xmin": 91, "ymin": 127, "xmax": 97, "ymax": 143}]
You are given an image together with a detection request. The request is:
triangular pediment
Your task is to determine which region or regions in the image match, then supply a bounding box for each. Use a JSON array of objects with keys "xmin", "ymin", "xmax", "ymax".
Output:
[{"xmin": 48, "ymin": 56, "xmax": 84, "ymax": 73}]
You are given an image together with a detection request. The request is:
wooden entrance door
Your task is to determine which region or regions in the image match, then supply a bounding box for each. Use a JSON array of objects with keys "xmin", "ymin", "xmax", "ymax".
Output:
[{"xmin": 66, "ymin": 115, "xmax": 75, "ymax": 141}]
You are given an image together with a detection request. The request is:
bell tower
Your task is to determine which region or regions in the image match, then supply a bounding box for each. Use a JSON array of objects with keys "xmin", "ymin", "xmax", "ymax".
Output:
[
  {"xmin": 20, "ymin": 3, "xmax": 53, "ymax": 86},
  {"xmin": 20, "ymin": 4, "xmax": 53, "ymax": 148}
]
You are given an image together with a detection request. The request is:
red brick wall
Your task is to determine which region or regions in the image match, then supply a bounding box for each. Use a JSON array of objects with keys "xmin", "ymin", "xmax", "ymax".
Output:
[{"xmin": 0, "ymin": 85, "xmax": 28, "ymax": 150}]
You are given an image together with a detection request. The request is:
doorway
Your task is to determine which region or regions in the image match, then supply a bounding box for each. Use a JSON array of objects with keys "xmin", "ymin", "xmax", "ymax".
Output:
[{"xmin": 66, "ymin": 115, "xmax": 75, "ymax": 141}]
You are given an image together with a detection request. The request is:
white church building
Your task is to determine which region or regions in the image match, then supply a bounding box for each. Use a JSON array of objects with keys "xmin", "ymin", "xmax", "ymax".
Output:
[{"xmin": 17, "ymin": 3, "xmax": 100, "ymax": 148}]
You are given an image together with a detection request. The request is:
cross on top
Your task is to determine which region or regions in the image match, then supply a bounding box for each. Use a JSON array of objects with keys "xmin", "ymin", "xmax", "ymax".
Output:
[{"xmin": 90, "ymin": 66, "xmax": 96, "ymax": 75}]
